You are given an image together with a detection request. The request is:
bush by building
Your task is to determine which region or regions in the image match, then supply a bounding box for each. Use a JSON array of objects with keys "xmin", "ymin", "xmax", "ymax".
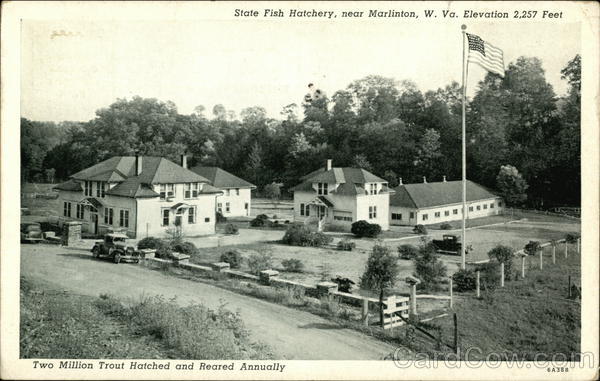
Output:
[
  {"xmin": 281, "ymin": 224, "xmax": 332, "ymax": 247},
  {"xmin": 350, "ymin": 220, "xmax": 381, "ymax": 238},
  {"xmin": 216, "ymin": 212, "xmax": 227, "ymax": 223},
  {"xmin": 224, "ymin": 224, "xmax": 239, "ymax": 235},
  {"xmin": 337, "ymin": 239, "xmax": 356, "ymax": 251},
  {"xmin": 440, "ymin": 223, "xmax": 453, "ymax": 230},
  {"xmin": 171, "ymin": 241, "xmax": 199, "ymax": 256},
  {"xmin": 220, "ymin": 250, "xmax": 243, "ymax": 269},
  {"xmin": 137, "ymin": 237, "xmax": 172, "ymax": 259},
  {"xmin": 413, "ymin": 224, "xmax": 428, "ymax": 235},
  {"xmin": 250, "ymin": 214, "xmax": 270, "ymax": 227},
  {"xmin": 397, "ymin": 244, "xmax": 418, "ymax": 260},
  {"xmin": 247, "ymin": 252, "xmax": 273, "ymax": 275}
]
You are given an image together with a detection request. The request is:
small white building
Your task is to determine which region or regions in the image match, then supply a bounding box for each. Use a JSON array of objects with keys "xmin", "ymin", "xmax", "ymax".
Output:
[
  {"xmin": 189, "ymin": 166, "xmax": 256, "ymax": 217},
  {"xmin": 291, "ymin": 160, "xmax": 393, "ymax": 231},
  {"xmin": 389, "ymin": 177, "xmax": 504, "ymax": 226},
  {"xmin": 53, "ymin": 155, "xmax": 222, "ymax": 238}
]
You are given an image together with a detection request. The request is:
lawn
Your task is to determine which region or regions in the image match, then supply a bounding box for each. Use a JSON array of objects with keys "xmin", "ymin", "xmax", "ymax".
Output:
[{"xmin": 432, "ymin": 245, "xmax": 581, "ymax": 360}]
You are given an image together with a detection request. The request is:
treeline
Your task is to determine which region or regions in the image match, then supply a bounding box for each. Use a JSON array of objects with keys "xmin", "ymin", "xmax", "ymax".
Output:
[{"xmin": 21, "ymin": 55, "xmax": 580, "ymax": 207}]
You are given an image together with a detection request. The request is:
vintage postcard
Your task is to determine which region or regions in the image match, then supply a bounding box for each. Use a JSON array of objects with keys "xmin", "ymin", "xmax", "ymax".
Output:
[{"xmin": 1, "ymin": 1, "xmax": 598, "ymax": 380}]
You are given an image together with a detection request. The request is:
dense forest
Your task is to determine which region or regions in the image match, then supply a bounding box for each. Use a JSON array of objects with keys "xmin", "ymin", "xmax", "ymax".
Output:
[{"xmin": 21, "ymin": 55, "xmax": 580, "ymax": 207}]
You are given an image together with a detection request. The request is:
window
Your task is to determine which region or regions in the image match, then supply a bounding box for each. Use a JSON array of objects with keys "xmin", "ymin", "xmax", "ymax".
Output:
[
  {"xmin": 217, "ymin": 203, "xmax": 222, "ymax": 213},
  {"xmin": 469, "ymin": 206, "xmax": 474, "ymax": 212},
  {"xmin": 104, "ymin": 207, "xmax": 113, "ymax": 225},
  {"xmin": 305, "ymin": 205, "xmax": 310, "ymax": 217},
  {"xmin": 410, "ymin": 212, "xmax": 415, "ymax": 219},
  {"xmin": 422, "ymin": 214, "xmax": 428, "ymax": 221},
  {"xmin": 119, "ymin": 210, "xmax": 129, "ymax": 228},
  {"xmin": 63, "ymin": 202, "xmax": 71, "ymax": 217},
  {"xmin": 192, "ymin": 183, "xmax": 199, "ymax": 197},
  {"xmin": 334, "ymin": 216, "xmax": 353, "ymax": 222},
  {"xmin": 453, "ymin": 209, "xmax": 458, "ymax": 215},
  {"xmin": 76, "ymin": 204, "xmax": 84, "ymax": 219},
  {"xmin": 498, "ymin": 201, "xmax": 503, "ymax": 207},
  {"xmin": 162, "ymin": 209, "xmax": 170, "ymax": 226},
  {"xmin": 300, "ymin": 203, "xmax": 305, "ymax": 216},
  {"xmin": 167, "ymin": 184, "xmax": 174, "ymax": 198},
  {"xmin": 392, "ymin": 213, "xmax": 402, "ymax": 220},
  {"xmin": 95, "ymin": 182, "xmax": 106, "ymax": 198},
  {"xmin": 445, "ymin": 210, "xmax": 450, "ymax": 217},
  {"xmin": 435, "ymin": 212, "xmax": 441, "ymax": 218},
  {"xmin": 204, "ymin": 217, "xmax": 210, "ymax": 223},
  {"xmin": 490, "ymin": 203, "xmax": 495, "ymax": 209},
  {"xmin": 101, "ymin": 182, "xmax": 106, "ymax": 197},
  {"xmin": 225, "ymin": 202, "xmax": 230, "ymax": 213},
  {"xmin": 476, "ymin": 205, "xmax": 481, "ymax": 211},
  {"xmin": 235, "ymin": 188, "xmax": 240, "ymax": 196},
  {"xmin": 317, "ymin": 183, "xmax": 328, "ymax": 195},
  {"xmin": 368, "ymin": 206, "xmax": 377, "ymax": 219},
  {"xmin": 369, "ymin": 183, "xmax": 377, "ymax": 195},
  {"xmin": 84, "ymin": 181, "xmax": 92, "ymax": 196},
  {"xmin": 188, "ymin": 206, "xmax": 196, "ymax": 224},
  {"xmin": 160, "ymin": 184, "xmax": 166, "ymax": 200},
  {"xmin": 245, "ymin": 203, "xmax": 249, "ymax": 210},
  {"xmin": 483, "ymin": 204, "xmax": 488, "ymax": 210},
  {"xmin": 226, "ymin": 189, "xmax": 230, "ymax": 196},
  {"xmin": 185, "ymin": 183, "xmax": 191, "ymax": 199}
]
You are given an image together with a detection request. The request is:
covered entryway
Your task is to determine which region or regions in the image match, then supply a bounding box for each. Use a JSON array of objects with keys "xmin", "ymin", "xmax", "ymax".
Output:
[
  {"xmin": 308, "ymin": 196, "xmax": 334, "ymax": 231},
  {"xmin": 80, "ymin": 197, "xmax": 103, "ymax": 234}
]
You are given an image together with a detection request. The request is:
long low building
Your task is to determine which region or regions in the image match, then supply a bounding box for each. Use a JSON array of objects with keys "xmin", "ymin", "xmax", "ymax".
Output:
[{"xmin": 389, "ymin": 178, "xmax": 504, "ymax": 226}]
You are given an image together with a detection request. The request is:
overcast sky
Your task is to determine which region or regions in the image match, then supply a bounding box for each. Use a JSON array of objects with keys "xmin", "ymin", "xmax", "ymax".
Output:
[{"xmin": 21, "ymin": 19, "xmax": 580, "ymax": 122}]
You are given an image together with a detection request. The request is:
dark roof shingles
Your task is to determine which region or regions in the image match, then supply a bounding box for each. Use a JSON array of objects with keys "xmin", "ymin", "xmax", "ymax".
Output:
[
  {"xmin": 190, "ymin": 166, "xmax": 255, "ymax": 189},
  {"xmin": 390, "ymin": 180, "xmax": 500, "ymax": 208}
]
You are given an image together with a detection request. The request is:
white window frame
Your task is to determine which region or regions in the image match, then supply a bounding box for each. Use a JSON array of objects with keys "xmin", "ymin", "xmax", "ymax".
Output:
[
  {"xmin": 217, "ymin": 203, "xmax": 222, "ymax": 213},
  {"xmin": 225, "ymin": 202, "xmax": 230, "ymax": 213},
  {"xmin": 192, "ymin": 183, "xmax": 199, "ymax": 198},
  {"xmin": 104, "ymin": 207, "xmax": 113, "ymax": 225},
  {"xmin": 317, "ymin": 183, "xmax": 328, "ymax": 195},
  {"xmin": 422, "ymin": 214, "xmax": 428, "ymax": 221},
  {"xmin": 235, "ymin": 188, "xmax": 240, "ymax": 196},
  {"xmin": 119, "ymin": 210, "xmax": 129, "ymax": 228},
  {"xmin": 162, "ymin": 209, "xmax": 170, "ymax": 226},
  {"xmin": 188, "ymin": 206, "xmax": 196, "ymax": 224},
  {"xmin": 184, "ymin": 183, "xmax": 191, "ymax": 199},
  {"xmin": 300, "ymin": 203, "xmax": 305, "ymax": 216}
]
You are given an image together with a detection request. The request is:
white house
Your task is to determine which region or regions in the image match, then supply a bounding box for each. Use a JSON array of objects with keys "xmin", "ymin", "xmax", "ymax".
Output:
[
  {"xmin": 53, "ymin": 155, "xmax": 222, "ymax": 238},
  {"xmin": 291, "ymin": 160, "xmax": 393, "ymax": 231},
  {"xmin": 189, "ymin": 166, "xmax": 256, "ymax": 217},
  {"xmin": 389, "ymin": 177, "xmax": 504, "ymax": 226}
]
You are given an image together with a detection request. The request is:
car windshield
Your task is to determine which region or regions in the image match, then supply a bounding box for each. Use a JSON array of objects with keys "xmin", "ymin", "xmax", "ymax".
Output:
[{"xmin": 113, "ymin": 237, "xmax": 126, "ymax": 242}]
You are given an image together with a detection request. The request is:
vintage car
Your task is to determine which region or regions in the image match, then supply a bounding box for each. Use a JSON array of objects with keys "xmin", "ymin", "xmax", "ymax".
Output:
[
  {"xmin": 20, "ymin": 222, "xmax": 43, "ymax": 243},
  {"xmin": 91, "ymin": 233, "xmax": 144, "ymax": 264},
  {"xmin": 432, "ymin": 234, "xmax": 464, "ymax": 255}
]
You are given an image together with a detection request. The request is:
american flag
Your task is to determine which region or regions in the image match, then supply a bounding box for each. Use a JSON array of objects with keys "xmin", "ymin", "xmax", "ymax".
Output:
[{"xmin": 466, "ymin": 33, "xmax": 505, "ymax": 78}]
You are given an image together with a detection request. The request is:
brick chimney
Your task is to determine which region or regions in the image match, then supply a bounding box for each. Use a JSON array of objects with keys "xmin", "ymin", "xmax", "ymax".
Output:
[
  {"xmin": 135, "ymin": 152, "xmax": 142, "ymax": 176},
  {"xmin": 180, "ymin": 154, "xmax": 187, "ymax": 169},
  {"xmin": 423, "ymin": 176, "xmax": 427, "ymax": 183},
  {"xmin": 326, "ymin": 159, "xmax": 332, "ymax": 171},
  {"xmin": 443, "ymin": 175, "xmax": 447, "ymax": 182},
  {"xmin": 398, "ymin": 177, "xmax": 403, "ymax": 186}
]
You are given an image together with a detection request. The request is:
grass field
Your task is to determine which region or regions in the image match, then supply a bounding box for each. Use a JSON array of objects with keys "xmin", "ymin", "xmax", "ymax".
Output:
[{"xmin": 20, "ymin": 277, "xmax": 272, "ymax": 359}]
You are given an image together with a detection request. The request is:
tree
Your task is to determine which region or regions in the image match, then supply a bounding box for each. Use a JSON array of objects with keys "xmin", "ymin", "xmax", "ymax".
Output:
[
  {"xmin": 352, "ymin": 154, "xmax": 373, "ymax": 172},
  {"xmin": 487, "ymin": 245, "xmax": 515, "ymax": 277},
  {"xmin": 263, "ymin": 182, "xmax": 281, "ymax": 200},
  {"xmin": 496, "ymin": 165, "xmax": 528, "ymax": 207},
  {"xmin": 413, "ymin": 242, "xmax": 447, "ymax": 291},
  {"xmin": 359, "ymin": 244, "xmax": 399, "ymax": 327}
]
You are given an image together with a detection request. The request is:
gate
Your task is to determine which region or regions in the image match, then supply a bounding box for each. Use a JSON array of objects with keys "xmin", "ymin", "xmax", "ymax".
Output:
[{"xmin": 382, "ymin": 295, "xmax": 410, "ymax": 329}]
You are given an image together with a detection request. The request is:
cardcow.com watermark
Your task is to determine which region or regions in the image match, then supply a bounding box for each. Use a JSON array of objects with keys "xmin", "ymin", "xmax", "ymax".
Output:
[{"xmin": 393, "ymin": 348, "xmax": 595, "ymax": 371}]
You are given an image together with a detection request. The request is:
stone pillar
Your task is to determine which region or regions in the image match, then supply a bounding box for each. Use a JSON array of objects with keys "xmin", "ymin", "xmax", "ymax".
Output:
[
  {"xmin": 476, "ymin": 271, "xmax": 481, "ymax": 298},
  {"xmin": 62, "ymin": 221, "xmax": 82, "ymax": 246},
  {"xmin": 500, "ymin": 262, "xmax": 505, "ymax": 287},
  {"xmin": 210, "ymin": 262, "xmax": 231, "ymax": 272},
  {"xmin": 259, "ymin": 269, "xmax": 279, "ymax": 285},
  {"xmin": 577, "ymin": 238, "xmax": 580, "ymax": 254},
  {"xmin": 539, "ymin": 250, "xmax": 543, "ymax": 270},
  {"xmin": 521, "ymin": 255, "xmax": 526, "ymax": 278},
  {"xmin": 405, "ymin": 276, "xmax": 420, "ymax": 320}
]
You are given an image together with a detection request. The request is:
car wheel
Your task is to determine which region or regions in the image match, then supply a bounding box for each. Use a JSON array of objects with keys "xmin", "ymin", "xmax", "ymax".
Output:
[
  {"xmin": 114, "ymin": 252, "xmax": 121, "ymax": 264},
  {"xmin": 92, "ymin": 247, "xmax": 100, "ymax": 259}
]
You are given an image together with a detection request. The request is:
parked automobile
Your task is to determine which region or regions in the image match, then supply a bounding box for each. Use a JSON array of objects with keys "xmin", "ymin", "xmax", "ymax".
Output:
[
  {"xmin": 91, "ymin": 233, "xmax": 145, "ymax": 264},
  {"xmin": 20, "ymin": 223, "xmax": 43, "ymax": 243},
  {"xmin": 432, "ymin": 234, "xmax": 464, "ymax": 255}
]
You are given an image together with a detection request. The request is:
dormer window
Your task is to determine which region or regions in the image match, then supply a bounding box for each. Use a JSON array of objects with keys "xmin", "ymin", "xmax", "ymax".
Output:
[
  {"xmin": 160, "ymin": 184, "xmax": 175, "ymax": 200},
  {"xmin": 317, "ymin": 183, "xmax": 328, "ymax": 195},
  {"xmin": 369, "ymin": 183, "xmax": 377, "ymax": 195}
]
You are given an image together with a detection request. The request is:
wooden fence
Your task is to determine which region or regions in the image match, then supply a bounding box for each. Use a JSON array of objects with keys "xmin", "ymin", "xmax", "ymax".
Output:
[{"xmin": 382, "ymin": 295, "xmax": 410, "ymax": 329}]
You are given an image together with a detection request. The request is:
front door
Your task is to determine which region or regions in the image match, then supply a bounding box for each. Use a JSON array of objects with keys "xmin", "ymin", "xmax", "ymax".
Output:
[
  {"xmin": 91, "ymin": 213, "xmax": 98, "ymax": 234},
  {"xmin": 316, "ymin": 205, "xmax": 327, "ymax": 219}
]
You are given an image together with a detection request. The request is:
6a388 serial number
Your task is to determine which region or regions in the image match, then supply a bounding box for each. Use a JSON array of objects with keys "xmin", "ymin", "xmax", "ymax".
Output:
[{"xmin": 514, "ymin": 10, "xmax": 563, "ymax": 19}]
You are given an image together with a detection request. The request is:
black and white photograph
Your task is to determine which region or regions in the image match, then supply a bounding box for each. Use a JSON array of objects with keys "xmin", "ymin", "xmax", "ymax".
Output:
[{"xmin": 1, "ymin": 1, "xmax": 598, "ymax": 380}]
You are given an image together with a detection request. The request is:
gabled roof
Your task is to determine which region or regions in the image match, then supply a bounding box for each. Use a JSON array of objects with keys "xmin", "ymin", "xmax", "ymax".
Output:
[
  {"xmin": 390, "ymin": 180, "xmax": 500, "ymax": 209},
  {"xmin": 68, "ymin": 156, "xmax": 212, "ymax": 199},
  {"xmin": 291, "ymin": 167, "xmax": 387, "ymax": 193},
  {"xmin": 189, "ymin": 166, "xmax": 256, "ymax": 189}
]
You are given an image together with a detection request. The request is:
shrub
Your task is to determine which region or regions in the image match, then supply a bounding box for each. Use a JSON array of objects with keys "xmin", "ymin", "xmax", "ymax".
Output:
[
  {"xmin": 487, "ymin": 244, "xmax": 515, "ymax": 276},
  {"xmin": 351, "ymin": 220, "xmax": 382, "ymax": 238},
  {"xmin": 337, "ymin": 239, "xmax": 356, "ymax": 251},
  {"xmin": 452, "ymin": 269, "xmax": 477, "ymax": 292},
  {"xmin": 216, "ymin": 212, "xmax": 227, "ymax": 223},
  {"xmin": 247, "ymin": 252, "xmax": 273, "ymax": 275},
  {"xmin": 414, "ymin": 242, "xmax": 447, "ymax": 290},
  {"xmin": 413, "ymin": 224, "xmax": 428, "ymax": 235},
  {"xmin": 224, "ymin": 224, "xmax": 239, "ymax": 235},
  {"xmin": 250, "ymin": 214, "xmax": 269, "ymax": 227},
  {"xmin": 137, "ymin": 237, "xmax": 172, "ymax": 259},
  {"xmin": 170, "ymin": 241, "xmax": 199, "ymax": 256},
  {"xmin": 325, "ymin": 223, "xmax": 348, "ymax": 233},
  {"xmin": 524, "ymin": 240, "xmax": 541, "ymax": 256},
  {"xmin": 565, "ymin": 233, "xmax": 579, "ymax": 244},
  {"xmin": 440, "ymin": 223, "xmax": 453, "ymax": 230},
  {"xmin": 281, "ymin": 224, "xmax": 332, "ymax": 247},
  {"xmin": 397, "ymin": 244, "xmax": 418, "ymax": 260},
  {"xmin": 220, "ymin": 250, "xmax": 242, "ymax": 269},
  {"xmin": 281, "ymin": 258, "xmax": 305, "ymax": 273},
  {"xmin": 475, "ymin": 262, "xmax": 501, "ymax": 291},
  {"xmin": 331, "ymin": 276, "xmax": 355, "ymax": 293}
]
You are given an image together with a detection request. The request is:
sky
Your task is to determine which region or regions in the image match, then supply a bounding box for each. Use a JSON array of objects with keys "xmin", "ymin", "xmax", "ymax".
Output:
[{"xmin": 21, "ymin": 18, "xmax": 580, "ymax": 122}]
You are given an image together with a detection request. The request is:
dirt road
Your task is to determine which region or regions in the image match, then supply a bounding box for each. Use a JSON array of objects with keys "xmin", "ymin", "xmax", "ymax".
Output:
[{"xmin": 20, "ymin": 244, "xmax": 401, "ymax": 360}]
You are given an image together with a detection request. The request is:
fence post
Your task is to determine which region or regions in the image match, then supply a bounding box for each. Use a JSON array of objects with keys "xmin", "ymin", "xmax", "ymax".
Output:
[
  {"xmin": 552, "ymin": 245, "xmax": 556, "ymax": 264},
  {"xmin": 453, "ymin": 313, "xmax": 460, "ymax": 358},
  {"xmin": 449, "ymin": 277, "xmax": 453, "ymax": 308},
  {"xmin": 577, "ymin": 238, "xmax": 580, "ymax": 254},
  {"xmin": 521, "ymin": 255, "xmax": 526, "ymax": 278},
  {"xmin": 475, "ymin": 271, "xmax": 481, "ymax": 298},
  {"xmin": 500, "ymin": 262, "xmax": 505, "ymax": 287},
  {"xmin": 564, "ymin": 241, "xmax": 568, "ymax": 258},
  {"xmin": 539, "ymin": 249, "xmax": 543, "ymax": 270},
  {"xmin": 362, "ymin": 298, "xmax": 369, "ymax": 327},
  {"xmin": 568, "ymin": 275, "xmax": 572, "ymax": 298},
  {"xmin": 410, "ymin": 284, "xmax": 418, "ymax": 318}
]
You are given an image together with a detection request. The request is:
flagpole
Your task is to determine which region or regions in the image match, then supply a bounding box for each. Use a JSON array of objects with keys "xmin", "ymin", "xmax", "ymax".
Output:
[{"xmin": 460, "ymin": 24, "xmax": 467, "ymax": 270}]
